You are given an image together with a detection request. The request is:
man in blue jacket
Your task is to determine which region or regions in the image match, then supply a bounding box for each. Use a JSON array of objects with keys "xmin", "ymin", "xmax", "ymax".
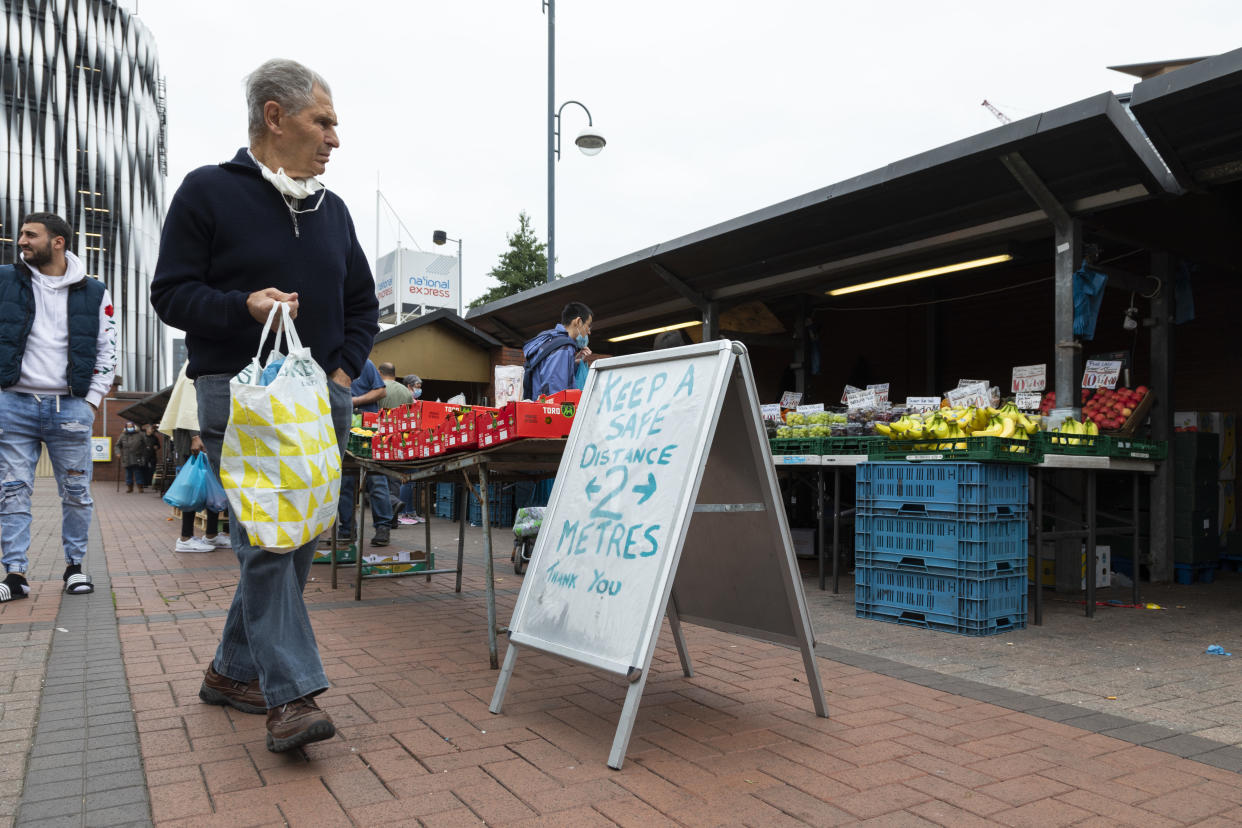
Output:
[
  {"xmin": 0, "ymin": 212, "xmax": 116, "ymax": 602},
  {"xmin": 150, "ymin": 59, "xmax": 378, "ymax": 753},
  {"xmin": 523, "ymin": 302, "xmax": 592, "ymax": 399}
]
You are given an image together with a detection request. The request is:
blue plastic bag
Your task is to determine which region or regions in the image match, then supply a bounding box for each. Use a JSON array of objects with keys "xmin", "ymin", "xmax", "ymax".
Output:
[
  {"xmin": 201, "ymin": 460, "xmax": 229, "ymax": 514},
  {"xmin": 162, "ymin": 453, "xmax": 211, "ymax": 512}
]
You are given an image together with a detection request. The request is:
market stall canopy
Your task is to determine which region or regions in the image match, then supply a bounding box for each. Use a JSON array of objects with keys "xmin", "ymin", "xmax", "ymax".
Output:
[
  {"xmin": 116, "ymin": 385, "xmax": 172, "ymax": 425},
  {"xmin": 466, "ymin": 91, "xmax": 1179, "ymax": 348},
  {"xmin": 1129, "ymin": 46, "xmax": 1242, "ymax": 190},
  {"xmin": 370, "ymin": 308, "xmax": 502, "ymax": 384}
]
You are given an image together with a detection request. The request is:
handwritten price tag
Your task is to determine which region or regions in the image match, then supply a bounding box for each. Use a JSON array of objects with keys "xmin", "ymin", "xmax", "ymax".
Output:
[
  {"xmin": 840, "ymin": 385, "xmax": 861, "ymax": 404},
  {"xmin": 906, "ymin": 396, "xmax": 942, "ymax": 413},
  {"xmin": 796, "ymin": 403, "xmax": 825, "ymax": 415},
  {"xmin": 947, "ymin": 381, "xmax": 989, "ymax": 409},
  {"xmin": 1012, "ymin": 364, "xmax": 1046, "ymax": 393},
  {"xmin": 1081, "ymin": 360, "xmax": 1122, "ymax": 389},
  {"xmin": 866, "ymin": 383, "xmax": 890, "ymax": 403},
  {"xmin": 1016, "ymin": 392, "xmax": 1042, "ymax": 411},
  {"xmin": 958, "ymin": 378, "xmax": 988, "ymax": 388},
  {"xmin": 846, "ymin": 389, "xmax": 879, "ymax": 410},
  {"xmin": 779, "ymin": 391, "xmax": 803, "ymax": 409},
  {"xmin": 760, "ymin": 404, "xmax": 783, "ymax": 422}
]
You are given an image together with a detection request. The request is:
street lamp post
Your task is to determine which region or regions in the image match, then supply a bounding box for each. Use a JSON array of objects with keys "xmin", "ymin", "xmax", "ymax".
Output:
[
  {"xmin": 433, "ymin": 230, "xmax": 463, "ymax": 317},
  {"xmin": 544, "ymin": 0, "xmax": 605, "ymax": 284}
]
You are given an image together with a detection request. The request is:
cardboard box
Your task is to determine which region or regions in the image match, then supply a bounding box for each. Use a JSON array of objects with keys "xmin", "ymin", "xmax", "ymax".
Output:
[
  {"xmin": 504, "ymin": 400, "xmax": 576, "ymax": 438},
  {"xmin": 360, "ymin": 549, "xmax": 434, "ymax": 576},
  {"xmin": 1028, "ymin": 545, "xmax": 1109, "ymax": 588},
  {"xmin": 477, "ymin": 407, "xmax": 515, "ymax": 448}
]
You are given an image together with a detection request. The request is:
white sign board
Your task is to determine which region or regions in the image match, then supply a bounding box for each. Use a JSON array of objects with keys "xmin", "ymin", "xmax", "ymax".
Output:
[
  {"xmin": 846, "ymin": 389, "xmax": 879, "ymax": 410},
  {"xmin": 1012, "ymin": 364, "xmax": 1047, "ymax": 393},
  {"xmin": 374, "ymin": 248, "xmax": 461, "ymax": 318},
  {"xmin": 1081, "ymin": 359, "xmax": 1122, "ymax": 389},
  {"xmin": 947, "ymin": 381, "xmax": 989, "ymax": 408},
  {"xmin": 1016, "ymin": 392, "xmax": 1043, "ymax": 411},
  {"xmin": 906, "ymin": 396, "xmax": 942, "ymax": 413},
  {"xmin": 491, "ymin": 341, "xmax": 827, "ymax": 768}
]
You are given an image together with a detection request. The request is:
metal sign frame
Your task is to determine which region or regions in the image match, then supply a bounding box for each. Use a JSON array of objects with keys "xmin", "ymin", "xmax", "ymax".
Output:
[{"xmin": 489, "ymin": 340, "xmax": 827, "ymax": 769}]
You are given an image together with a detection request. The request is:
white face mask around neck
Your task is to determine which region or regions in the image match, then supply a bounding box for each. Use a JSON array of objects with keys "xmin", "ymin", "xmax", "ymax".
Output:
[{"xmin": 248, "ymin": 150, "xmax": 325, "ymax": 200}]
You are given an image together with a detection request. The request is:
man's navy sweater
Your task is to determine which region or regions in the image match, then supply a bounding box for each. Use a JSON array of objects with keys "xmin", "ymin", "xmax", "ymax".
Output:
[{"xmin": 150, "ymin": 148, "xmax": 378, "ymax": 380}]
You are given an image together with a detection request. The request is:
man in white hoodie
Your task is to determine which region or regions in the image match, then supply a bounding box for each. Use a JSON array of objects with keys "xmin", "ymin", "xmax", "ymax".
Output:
[{"xmin": 0, "ymin": 212, "xmax": 117, "ymax": 601}]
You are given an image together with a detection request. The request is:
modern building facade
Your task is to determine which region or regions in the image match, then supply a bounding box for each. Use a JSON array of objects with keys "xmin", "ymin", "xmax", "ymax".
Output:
[{"xmin": 1, "ymin": 0, "xmax": 166, "ymax": 391}]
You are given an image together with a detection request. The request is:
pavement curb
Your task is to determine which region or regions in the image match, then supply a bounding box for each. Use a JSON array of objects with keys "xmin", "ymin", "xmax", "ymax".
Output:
[{"xmin": 15, "ymin": 510, "xmax": 152, "ymax": 827}]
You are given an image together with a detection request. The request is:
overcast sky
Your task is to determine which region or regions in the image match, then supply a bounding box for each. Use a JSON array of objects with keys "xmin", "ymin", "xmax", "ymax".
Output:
[{"xmin": 133, "ymin": 1, "xmax": 1241, "ymax": 309}]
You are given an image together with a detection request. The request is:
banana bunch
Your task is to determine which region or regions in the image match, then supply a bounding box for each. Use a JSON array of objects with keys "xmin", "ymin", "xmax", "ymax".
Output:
[
  {"xmin": 1050, "ymin": 416, "xmax": 1099, "ymax": 445},
  {"xmin": 876, "ymin": 404, "xmax": 1041, "ymax": 452}
]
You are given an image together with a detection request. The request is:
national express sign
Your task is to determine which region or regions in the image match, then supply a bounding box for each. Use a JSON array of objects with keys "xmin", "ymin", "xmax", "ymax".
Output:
[{"xmin": 375, "ymin": 249, "xmax": 461, "ymax": 318}]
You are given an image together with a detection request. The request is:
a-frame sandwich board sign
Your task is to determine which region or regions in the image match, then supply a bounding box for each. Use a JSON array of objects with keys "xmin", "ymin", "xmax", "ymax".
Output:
[{"xmin": 489, "ymin": 340, "xmax": 828, "ymax": 769}]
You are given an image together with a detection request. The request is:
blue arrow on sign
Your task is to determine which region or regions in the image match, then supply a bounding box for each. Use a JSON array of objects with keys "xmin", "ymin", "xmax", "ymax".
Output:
[
  {"xmin": 632, "ymin": 473, "xmax": 657, "ymax": 504},
  {"xmin": 586, "ymin": 477, "xmax": 601, "ymax": 499}
]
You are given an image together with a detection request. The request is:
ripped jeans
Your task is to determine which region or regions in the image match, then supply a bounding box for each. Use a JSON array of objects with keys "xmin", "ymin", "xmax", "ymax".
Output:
[{"xmin": 0, "ymin": 391, "xmax": 95, "ymax": 574}]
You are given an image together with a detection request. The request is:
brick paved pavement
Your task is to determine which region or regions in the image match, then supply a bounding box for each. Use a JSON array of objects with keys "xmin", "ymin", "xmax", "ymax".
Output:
[{"xmin": 4, "ymin": 480, "xmax": 1242, "ymax": 826}]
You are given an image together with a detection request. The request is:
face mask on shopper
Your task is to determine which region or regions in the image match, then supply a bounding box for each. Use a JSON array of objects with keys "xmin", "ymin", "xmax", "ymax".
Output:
[
  {"xmin": 575, "ymin": 334, "xmax": 589, "ymax": 349},
  {"xmin": 412, "ymin": 388, "xmax": 422, "ymax": 399}
]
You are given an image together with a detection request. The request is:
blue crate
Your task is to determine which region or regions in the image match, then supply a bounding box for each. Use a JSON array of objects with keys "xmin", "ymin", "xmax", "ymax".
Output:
[
  {"xmin": 468, "ymin": 484, "xmax": 516, "ymax": 527},
  {"xmin": 433, "ymin": 483, "xmax": 461, "ymax": 520},
  {"xmin": 1174, "ymin": 562, "xmax": 1216, "ymax": 585},
  {"xmin": 855, "ymin": 513, "xmax": 1027, "ymax": 576},
  {"xmin": 854, "ymin": 567, "xmax": 1027, "ymax": 628},
  {"xmin": 856, "ymin": 462, "xmax": 1028, "ymax": 516},
  {"xmin": 856, "ymin": 605, "xmax": 1025, "ymax": 636}
]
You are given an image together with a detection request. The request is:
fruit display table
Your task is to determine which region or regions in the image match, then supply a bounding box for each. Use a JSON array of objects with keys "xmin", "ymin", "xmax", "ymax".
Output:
[
  {"xmin": 1030, "ymin": 454, "xmax": 1158, "ymax": 625},
  {"xmin": 343, "ymin": 439, "xmax": 567, "ymax": 669},
  {"xmin": 773, "ymin": 454, "xmax": 868, "ymax": 594}
]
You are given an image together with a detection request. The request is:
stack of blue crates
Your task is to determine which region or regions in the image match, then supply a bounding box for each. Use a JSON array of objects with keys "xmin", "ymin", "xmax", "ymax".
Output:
[
  {"xmin": 854, "ymin": 462, "xmax": 1028, "ymax": 635},
  {"xmin": 434, "ymin": 483, "xmax": 460, "ymax": 520},
  {"xmin": 468, "ymin": 483, "xmax": 516, "ymax": 527}
]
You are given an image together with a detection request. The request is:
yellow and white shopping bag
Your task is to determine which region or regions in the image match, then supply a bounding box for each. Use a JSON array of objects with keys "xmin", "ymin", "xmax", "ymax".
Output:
[{"xmin": 220, "ymin": 303, "xmax": 341, "ymax": 552}]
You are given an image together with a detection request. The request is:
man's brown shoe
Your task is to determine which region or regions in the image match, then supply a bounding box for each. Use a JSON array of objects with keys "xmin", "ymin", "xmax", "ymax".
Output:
[
  {"xmin": 199, "ymin": 664, "xmax": 265, "ymax": 714},
  {"xmin": 266, "ymin": 696, "xmax": 335, "ymax": 753}
]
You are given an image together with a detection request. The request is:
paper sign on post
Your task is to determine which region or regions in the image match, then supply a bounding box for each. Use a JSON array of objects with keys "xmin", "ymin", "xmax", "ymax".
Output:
[
  {"xmin": 779, "ymin": 391, "xmax": 803, "ymax": 409},
  {"xmin": 946, "ymin": 381, "xmax": 989, "ymax": 408},
  {"xmin": 840, "ymin": 385, "xmax": 861, "ymax": 404},
  {"xmin": 846, "ymin": 389, "xmax": 879, "ymax": 410},
  {"xmin": 906, "ymin": 396, "xmax": 942, "ymax": 413},
  {"xmin": 760, "ymin": 404, "xmax": 782, "ymax": 422},
  {"xmin": 1016, "ymin": 392, "xmax": 1043, "ymax": 411},
  {"xmin": 1081, "ymin": 360, "xmax": 1122, "ymax": 389},
  {"xmin": 1012, "ymin": 364, "xmax": 1046, "ymax": 393}
]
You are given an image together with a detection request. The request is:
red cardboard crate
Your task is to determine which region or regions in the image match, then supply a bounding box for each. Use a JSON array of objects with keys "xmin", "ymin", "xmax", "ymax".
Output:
[
  {"xmin": 504, "ymin": 400, "xmax": 576, "ymax": 438},
  {"xmin": 539, "ymin": 389, "xmax": 582, "ymax": 406}
]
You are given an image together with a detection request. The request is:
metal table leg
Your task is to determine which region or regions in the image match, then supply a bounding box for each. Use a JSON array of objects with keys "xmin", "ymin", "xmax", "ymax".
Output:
[
  {"xmin": 1086, "ymin": 469, "xmax": 1097, "ymax": 618},
  {"xmin": 355, "ymin": 468, "xmax": 366, "ymax": 602},
  {"xmin": 330, "ymin": 506, "xmax": 338, "ymax": 590},
  {"xmin": 456, "ymin": 483, "xmax": 466, "ymax": 593},
  {"xmin": 425, "ymin": 483, "xmax": 433, "ymax": 582},
  {"xmin": 1034, "ymin": 467, "xmax": 1043, "ymax": 626},
  {"xmin": 1132, "ymin": 472, "xmax": 1141, "ymax": 607},
  {"xmin": 817, "ymin": 467, "xmax": 825, "ymax": 591},
  {"xmin": 480, "ymin": 464, "xmax": 498, "ymax": 669},
  {"xmin": 832, "ymin": 467, "xmax": 841, "ymax": 595}
]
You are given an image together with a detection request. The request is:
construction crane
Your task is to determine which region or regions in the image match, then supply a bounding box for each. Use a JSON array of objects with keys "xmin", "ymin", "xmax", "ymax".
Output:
[{"xmin": 981, "ymin": 99, "xmax": 1012, "ymax": 124}]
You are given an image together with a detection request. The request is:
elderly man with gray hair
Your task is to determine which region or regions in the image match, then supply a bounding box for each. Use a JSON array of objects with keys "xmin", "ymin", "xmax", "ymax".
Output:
[{"xmin": 151, "ymin": 58, "xmax": 378, "ymax": 753}]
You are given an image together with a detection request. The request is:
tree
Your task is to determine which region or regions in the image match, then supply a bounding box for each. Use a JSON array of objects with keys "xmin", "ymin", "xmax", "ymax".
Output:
[{"xmin": 469, "ymin": 211, "xmax": 550, "ymax": 308}]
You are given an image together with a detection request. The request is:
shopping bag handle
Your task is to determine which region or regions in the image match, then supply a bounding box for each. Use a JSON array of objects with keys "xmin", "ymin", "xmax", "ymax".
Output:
[{"xmin": 249, "ymin": 302, "xmax": 307, "ymax": 385}]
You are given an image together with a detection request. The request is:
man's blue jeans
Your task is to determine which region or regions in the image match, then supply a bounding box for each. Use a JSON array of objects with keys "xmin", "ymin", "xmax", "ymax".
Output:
[
  {"xmin": 338, "ymin": 471, "xmax": 392, "ymax": 533},
  {"xmin": 0, "ymin": 391, "xmax": 95, "ymax": 574},
  {"xmin": 196, "ymin": 374, "xmax": 351, "ymax": 707}
]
